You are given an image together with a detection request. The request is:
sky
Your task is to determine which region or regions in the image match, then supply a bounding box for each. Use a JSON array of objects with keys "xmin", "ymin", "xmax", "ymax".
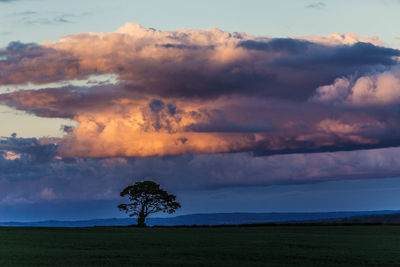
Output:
[{"xmin": 1, "ymin": 0, "xmax": 400, "ymax": 221}]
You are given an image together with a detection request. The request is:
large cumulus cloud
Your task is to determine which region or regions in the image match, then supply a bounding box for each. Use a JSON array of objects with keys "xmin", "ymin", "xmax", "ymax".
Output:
[
  {"xmin": 312, "ymin": 67, "xmax": 400, "ymax": 107},
  {"xmin": 0, "ymin": 23, "xmax": 400, "ymax": 158}
]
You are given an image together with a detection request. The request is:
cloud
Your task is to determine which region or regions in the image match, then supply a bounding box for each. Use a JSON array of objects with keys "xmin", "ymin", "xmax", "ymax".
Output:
[
  {"xmin": 13, "ymin": 11, "xmax": 37, "ymax": 16},
  {"xmin": 3, "ymin": 136, "xmax": 400, "ymax": 205},
  {"xmin": 312, "ymin": 67, "xmax": 400, "ymax": 106},
  {"xmin": 0, "ymin": 135, "xmax": 58, "ymax": 163},
  {"xmin": 2, "ymin": 150, "xmax": 21, "ymax": 160},
  {"xmin": 306, "ymin": 2, "xmax": 326, "ymax": 9},
  {"xmin": 13, "ymin": 11, "xmax": 82, "ymax": 26},
  {"xmin": 40, "ymin": 188, "xmax": 56, "ymax": 200},
  {"xmin": 0, "ymin": 24, "xmax": 394, "ymax": 97},
  {"xmin": 0, "ymin": 23, "xmax": 399, "ymax": 158},
  {"xmin": 21, "ymin": 15, "xmax": 73, "ymax": 25},
  {"xmin": 295, "ymin": 32, "xmax": 385, "ymax": 47},
  {"xmin": 238, "ymin": 38, "xmax": 311, "ymax": 54}
]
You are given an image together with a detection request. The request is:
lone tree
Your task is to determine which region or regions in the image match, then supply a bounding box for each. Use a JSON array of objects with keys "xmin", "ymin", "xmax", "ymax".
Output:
[{"xmin": 118, "ymin": 181, "xmax": 181, "ymax": 227}]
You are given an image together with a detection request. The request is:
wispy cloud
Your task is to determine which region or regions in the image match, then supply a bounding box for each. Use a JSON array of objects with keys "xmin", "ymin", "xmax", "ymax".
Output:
[
  {"xmin": 11, "ymin": 11, "xmax": 87, "ymax": 25},
  {"xmin": 306, "ymin": 2, "xmax": 326, "ymax": 9},
  {"xmin": 19, "ymin": 13, "xmax": 74, "ymax": 25},
  {"xmin": 13, "ymin": 11, "xmax": 38, "ymax": 16}
]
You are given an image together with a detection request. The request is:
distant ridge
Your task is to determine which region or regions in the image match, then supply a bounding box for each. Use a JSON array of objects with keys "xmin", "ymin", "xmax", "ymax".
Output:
[
  {"xmin": 1, "ymin": 210, "xmax": 399, "ymax": 227},
  {"xmin": 310, "ymin": 212, "xmax": 400, "ymax": 224}
]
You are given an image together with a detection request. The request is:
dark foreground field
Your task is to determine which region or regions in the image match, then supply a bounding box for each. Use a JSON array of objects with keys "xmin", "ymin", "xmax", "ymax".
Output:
[{"xmin": 1, "ymin": 226, "xmax": 400, "ymax": 266}]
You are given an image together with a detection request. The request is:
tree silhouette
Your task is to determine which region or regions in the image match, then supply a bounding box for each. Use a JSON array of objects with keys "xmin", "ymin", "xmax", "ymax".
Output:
[{"xmin": 118, "ymin": 181, "xmax": 181, "ymax": 227}]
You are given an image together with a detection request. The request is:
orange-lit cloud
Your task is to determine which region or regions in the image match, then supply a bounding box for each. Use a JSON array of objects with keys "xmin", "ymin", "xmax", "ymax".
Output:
[
  {"xmin": 2, "ymin": 150, "xmax": 21, "ymax": 160},
  {"xmin": 1, "ymin": 23, "xmax": 400, "ymax": 158}
]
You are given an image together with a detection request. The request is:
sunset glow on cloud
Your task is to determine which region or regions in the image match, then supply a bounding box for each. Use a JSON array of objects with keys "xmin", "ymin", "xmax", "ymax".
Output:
[
  {"xmin": 1, "ymin": 23, "xmax": 400, "ymax": 158},
  {"xmin": 1, "ymin": 15, "xmax": 400, "ymax": 219}
]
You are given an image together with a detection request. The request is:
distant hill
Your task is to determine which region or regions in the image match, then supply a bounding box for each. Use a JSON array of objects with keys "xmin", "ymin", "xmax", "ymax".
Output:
[
  {"xmin": 1, "ymin": 210, "xmax": 399, "ymax": 227},
  {"xmin": 310, "ymin": 212, "xmax": 400, "ymax": 224}
]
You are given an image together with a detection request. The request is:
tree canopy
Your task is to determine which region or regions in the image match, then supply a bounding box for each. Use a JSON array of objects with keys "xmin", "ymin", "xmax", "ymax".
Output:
[{"xmin": 118, "ymin": 180, "xmax": 181, "ymax": 227}]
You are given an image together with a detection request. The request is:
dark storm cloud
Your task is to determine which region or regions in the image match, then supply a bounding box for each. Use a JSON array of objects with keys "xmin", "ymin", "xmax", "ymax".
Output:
[
  {"xmin": 118, "ymin": 41, "xmax": 399, "ymax": 100},
  {"xmin": 253, "ymin": 139, "xmax": 400, "ymax": 157},
  {"xmin": 273, "ymin": 42, "xmax": 400, "ymax": 67},
  {"xmin": 236, "ymin": 39, "xmax": 400, "ymax": 100},
  {"xmin": 0, "ymin": 135, "xmax": 57, "ymax": 163},
  {"xmin": 1, "ymin": 41, "xmax": 43, "ymax": 59},
  {"xmin": 185, "ymin": 109, "xmax": 275, "ymax": 133},
  {"xmin": 149, "ymin": 99, "xmax": 164, "ymax": 113},
  {"xmin": 238, "ymin": 38, "xmax": 312, "ymax": 54},
  {"xmin": 186, "ymin": 122, "xmax": 274, "ymax": 133}
]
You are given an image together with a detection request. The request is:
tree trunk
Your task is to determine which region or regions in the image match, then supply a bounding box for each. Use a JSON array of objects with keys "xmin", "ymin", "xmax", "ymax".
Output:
[{"xmin": 137, "ymin": 214, "xmax": 146, "ymax": 227}]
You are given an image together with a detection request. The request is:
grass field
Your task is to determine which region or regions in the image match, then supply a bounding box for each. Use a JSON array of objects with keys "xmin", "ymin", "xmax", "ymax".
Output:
[{"xmin": 1, "ymin": 225, "xmax": 400, "ymax": 266}]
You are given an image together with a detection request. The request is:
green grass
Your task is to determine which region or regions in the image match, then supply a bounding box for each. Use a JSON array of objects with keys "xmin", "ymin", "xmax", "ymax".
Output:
[{"xmin": 1, "ymin": 225, "xmax": 400, "ymax": 266}]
